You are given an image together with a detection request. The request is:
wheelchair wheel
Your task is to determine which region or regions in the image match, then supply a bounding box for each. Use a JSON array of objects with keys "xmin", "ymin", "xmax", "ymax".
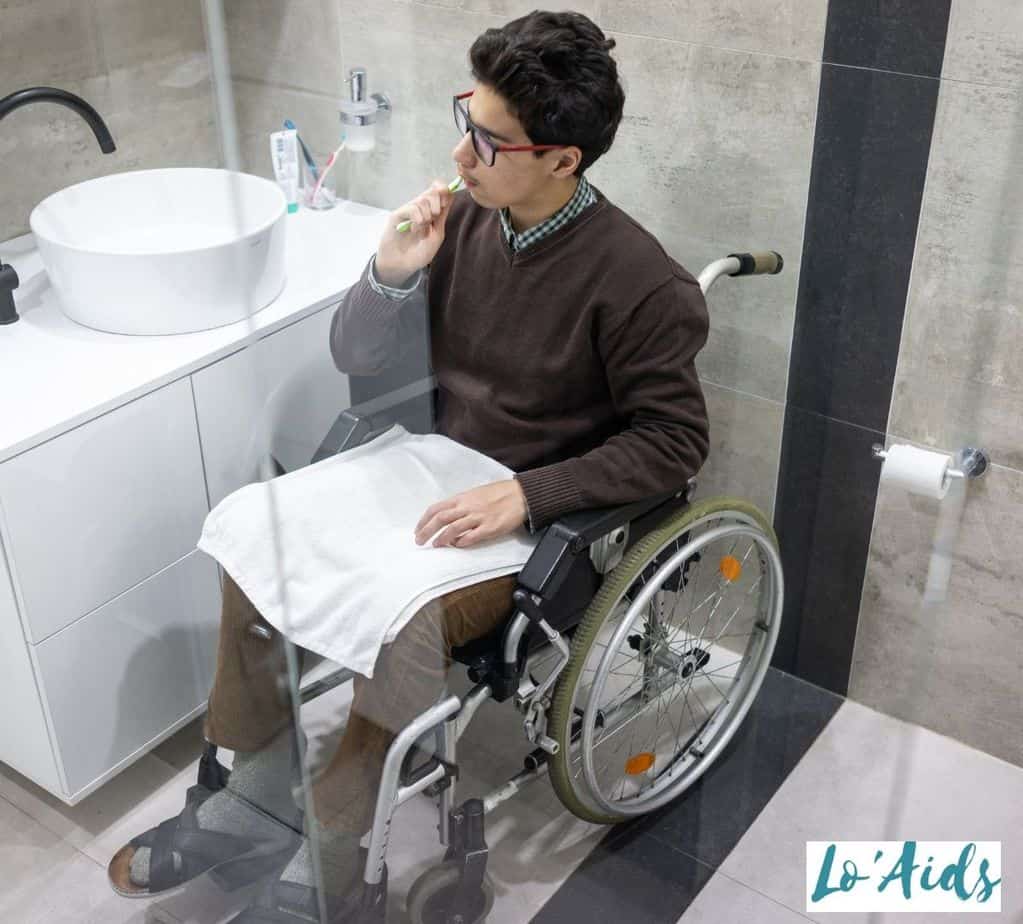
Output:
[
  {"xmin": 405, "ymin": 862, "xmax": 495, "ymax": 924},
  {"xmin": 548, "ymin": 496, "xmax": 783, "ymax": 824}
]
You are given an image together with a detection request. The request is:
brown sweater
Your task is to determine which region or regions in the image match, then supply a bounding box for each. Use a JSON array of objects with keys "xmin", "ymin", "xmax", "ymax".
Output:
[{"xmin": 330, "ymin": 185, "xmax": 710, "ymax": 532}]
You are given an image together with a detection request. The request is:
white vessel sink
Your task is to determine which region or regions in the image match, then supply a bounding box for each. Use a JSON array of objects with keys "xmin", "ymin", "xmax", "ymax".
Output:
[{"xmin": 29, "ymin": 168, "xmax": 287, "ymax": 335}]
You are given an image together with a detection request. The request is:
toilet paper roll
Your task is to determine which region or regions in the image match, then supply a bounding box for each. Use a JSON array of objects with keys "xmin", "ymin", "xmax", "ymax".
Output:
[{"xmin": 880, "ymin": 443, "xmax": 953, "ymax": 500}]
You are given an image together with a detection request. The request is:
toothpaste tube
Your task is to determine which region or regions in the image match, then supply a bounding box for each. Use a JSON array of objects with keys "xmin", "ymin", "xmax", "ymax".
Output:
[{"xmin": 270, "ymin": 129, "xmax": 300, "ymax": 214}]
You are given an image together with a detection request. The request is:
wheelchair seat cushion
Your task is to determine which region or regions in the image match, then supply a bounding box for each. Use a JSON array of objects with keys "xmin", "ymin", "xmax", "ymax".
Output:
[{"xmin": 197, "ymin": 424, "xmax": 539, "ymax": 678}]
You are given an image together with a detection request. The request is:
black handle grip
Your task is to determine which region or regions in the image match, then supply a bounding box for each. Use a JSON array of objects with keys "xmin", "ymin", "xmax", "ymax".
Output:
[{"xmin": 728, "ymin": 251, "xmax": 784, "ymax": 276}]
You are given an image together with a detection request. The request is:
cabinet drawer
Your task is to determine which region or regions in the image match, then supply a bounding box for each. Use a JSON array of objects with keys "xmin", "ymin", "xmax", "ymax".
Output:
[
  {"xmin": 0, "ymin": 378, "xmax": 209, "ymax": 642},
  {"xmin": 191, "ymin": 303, "xmax": 350, "ymax": 508},
  {"xmin": 34, "ymin": 549, "xmax": 222, "ymax": 797}
]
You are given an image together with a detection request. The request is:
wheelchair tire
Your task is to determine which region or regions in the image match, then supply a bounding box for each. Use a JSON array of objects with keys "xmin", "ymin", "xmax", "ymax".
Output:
[
  {"xmin": 547, "ymin": 496, "xmax": 783, "ymax": 824},
  {"xmin": 405, "ymin": 862, "xmax": 494, "ymax": 924}
]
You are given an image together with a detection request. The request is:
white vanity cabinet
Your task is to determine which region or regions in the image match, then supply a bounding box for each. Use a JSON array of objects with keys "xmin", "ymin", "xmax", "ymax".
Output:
[
  {"xmin": 0, "ymin": 378, "xmax": 214, "ymax": 800},
  {"xmin": 191, "ymin": 302, "xmax": 350, "ymax": 508},
  {"xmin": 0, "ymin": 299, "xmax": 350, "ymax": 803},
  {"xmin": 0, "ymin": 377, "xmax": 210, "ymax": 643},
  {"xmin": 34, "ymin": 550, "xmax": 222, "ymax": 796}
]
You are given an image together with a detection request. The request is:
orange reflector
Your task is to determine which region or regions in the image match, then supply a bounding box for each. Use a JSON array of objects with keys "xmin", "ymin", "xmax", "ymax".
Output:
[
  {"xmin": 719, "ymin": 554, "xmax": 742, "ymax": 581},
  {"xmin": 625, "ymin": 752, "xmax": 655, "ymax": 775}
]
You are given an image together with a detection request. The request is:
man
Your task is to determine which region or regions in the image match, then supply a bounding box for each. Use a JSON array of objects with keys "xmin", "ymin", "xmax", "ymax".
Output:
[{"xmin": 109, "ymin": 10, "xmax": 710, "ymax": 922}]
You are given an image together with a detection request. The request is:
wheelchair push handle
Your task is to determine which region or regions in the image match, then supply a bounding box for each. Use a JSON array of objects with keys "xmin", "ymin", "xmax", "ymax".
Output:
[
  {"xmin": 698, "ymin": 250, "xmax": 784, "ymax": 294},
  {"xmin": 727, "ymin": 251, "xmax": 784, "ymax": 276}
]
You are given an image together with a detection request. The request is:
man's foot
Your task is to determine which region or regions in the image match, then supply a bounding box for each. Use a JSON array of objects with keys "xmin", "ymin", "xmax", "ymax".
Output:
[
  {"xmin": 227, "ymin": 830, "xmax": 368, "ymax": 923},
  {"xmin": 108, "ymin": 783, "xmax": 301, "ymax": 897},
  {"xmin": 109, "ymin": 730, "xmax": 304, "ymax": 897}
]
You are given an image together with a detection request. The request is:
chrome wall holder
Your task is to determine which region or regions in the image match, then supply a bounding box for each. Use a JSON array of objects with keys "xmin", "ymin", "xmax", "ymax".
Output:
[
  {"xmin": 342, "ymin": 66, "xmax": 391, "ymax": 126},
  {"xmin": 871, "ymin": 444, "xmax": 990, "ymax": 481}
]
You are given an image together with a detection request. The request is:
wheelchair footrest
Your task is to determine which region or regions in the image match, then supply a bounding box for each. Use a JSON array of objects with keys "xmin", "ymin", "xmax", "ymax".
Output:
[{"xmin": 399, "ymin": 743, "xmax": 458, "ymax": 793}]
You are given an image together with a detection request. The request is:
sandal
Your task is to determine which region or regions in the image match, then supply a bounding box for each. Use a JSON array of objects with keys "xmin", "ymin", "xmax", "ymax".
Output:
[{"xmin": 108, "ymin": 783, "xmax": 301, "ymax": 898}]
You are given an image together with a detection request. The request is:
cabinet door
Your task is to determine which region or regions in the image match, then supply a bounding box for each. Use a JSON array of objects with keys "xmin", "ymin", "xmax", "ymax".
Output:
[
  {"xmin": 0, "ymin": 534, "xmax": 62, "ymax": 794},
  {"xmin": 191, "ymin": 303, "xmax": 350, "ymax": 508},
  {"xmin": 0, "ymin": 378, "xmax": 209, "ymax": 643},
  {"xmin": 34, "ymin": 549, "xmax": 221, "ymax": 798}
]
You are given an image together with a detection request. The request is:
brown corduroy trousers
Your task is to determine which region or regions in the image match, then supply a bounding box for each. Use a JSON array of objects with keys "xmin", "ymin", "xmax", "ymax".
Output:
[{"xmin": 203, "ymin": 572, "xmax": 518, "ymax": 835}]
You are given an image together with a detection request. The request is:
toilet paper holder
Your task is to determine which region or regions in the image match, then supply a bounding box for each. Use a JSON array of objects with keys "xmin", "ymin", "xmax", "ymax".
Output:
[{"xmin": 871, "ymin": 443, "xmax": 990, "ymax": 481}]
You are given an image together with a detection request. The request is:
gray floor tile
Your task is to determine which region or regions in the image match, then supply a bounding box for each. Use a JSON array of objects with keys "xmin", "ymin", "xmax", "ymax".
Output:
[
  {"xmin": 0, "ymin": 753, "xmax": 179, "ymax": 854},
  {"xmin": 152, "ymin": 717, "xmax": 207, "ymax": 771},
  {"xmin": 679, "ymin": 873, "xmax": 813, "ymax": 923},
  {"xmin": 0, "ymin": 797, "xmax": 170, "ymax": 923},
  {"xmin": 719, "ymin": 700, "xmax": 1022, "ymax": 921}
]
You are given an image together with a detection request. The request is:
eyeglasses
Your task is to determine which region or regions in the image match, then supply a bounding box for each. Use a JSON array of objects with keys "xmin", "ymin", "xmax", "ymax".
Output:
[{"xmin": 453, "ymin": 90, "xmax": 564, "ymax": 167}]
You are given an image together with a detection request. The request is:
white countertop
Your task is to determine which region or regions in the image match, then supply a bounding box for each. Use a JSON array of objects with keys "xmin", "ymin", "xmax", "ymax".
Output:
[{"xmin": 0, "ymin": 198, "xmax": 390, "ymax": 464}]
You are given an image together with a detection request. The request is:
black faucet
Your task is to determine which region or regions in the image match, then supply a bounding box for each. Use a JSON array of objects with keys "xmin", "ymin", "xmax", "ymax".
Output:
[{"xmin": 0, "ymin": 87, "xmax": 116, "ymax": 325}]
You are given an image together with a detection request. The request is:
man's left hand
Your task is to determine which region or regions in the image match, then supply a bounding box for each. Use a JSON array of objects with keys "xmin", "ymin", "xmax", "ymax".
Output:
[{"xmin": 414, "ymin": 479, "xmax": 528, "ymax": 549}]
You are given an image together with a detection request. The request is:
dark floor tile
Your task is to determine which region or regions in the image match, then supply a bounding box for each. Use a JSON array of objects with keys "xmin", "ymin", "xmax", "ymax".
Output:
[{"xmin": 824, "ymin": 0, "xmax": 952, "ymax": 78}]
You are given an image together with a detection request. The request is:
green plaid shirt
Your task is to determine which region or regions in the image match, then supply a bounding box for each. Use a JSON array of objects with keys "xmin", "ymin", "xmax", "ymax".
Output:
[{"xmin": 499, "ymin": 175, "xmax": 596, "ymax": 253}]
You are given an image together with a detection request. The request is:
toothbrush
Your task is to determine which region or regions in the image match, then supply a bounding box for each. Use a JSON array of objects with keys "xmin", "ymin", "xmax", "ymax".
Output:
[
  {"xmin": 283, "ymin": 119, "xmax": 319, "ymax": 183},
  {"xmin": 309, "ymin": 140, "xmax": 345, "ymax": 206},
  {"xmin": 395, "ymin": 177, "xmax": 465, "ymax": 232}
]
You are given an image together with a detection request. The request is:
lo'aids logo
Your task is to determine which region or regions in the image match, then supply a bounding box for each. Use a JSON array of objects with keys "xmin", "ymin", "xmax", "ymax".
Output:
[{"xmin": 806, "ymin": 841, "xmax": 1001, "ymax": 913}]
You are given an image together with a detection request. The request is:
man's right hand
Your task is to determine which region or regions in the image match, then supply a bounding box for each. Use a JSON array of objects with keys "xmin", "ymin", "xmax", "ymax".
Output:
[{"xmin": 374, "ymin": 180, "xmax": 458, "ymax": 287}]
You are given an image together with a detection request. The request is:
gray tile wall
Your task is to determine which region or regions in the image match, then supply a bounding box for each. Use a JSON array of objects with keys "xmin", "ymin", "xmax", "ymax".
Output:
[
  {"xmin": 0, "ymin": 0, "xmax": 220, "ymax": 242},
  {"xmin": 943, "ymin": 0, "xmax": 1023, "ymax": 88},
  {"xmin": 851, "ymin": 0, "xmax": 1023, "ymax": 766}
]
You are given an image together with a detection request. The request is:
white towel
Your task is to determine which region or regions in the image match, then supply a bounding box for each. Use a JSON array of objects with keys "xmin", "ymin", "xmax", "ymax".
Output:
[{"xmin": 196, "ymin": 424, "xmax": 539, "ymax": 677}]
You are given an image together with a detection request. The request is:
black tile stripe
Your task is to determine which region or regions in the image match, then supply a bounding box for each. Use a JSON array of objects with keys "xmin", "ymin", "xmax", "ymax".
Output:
[
  {"xmin": 824, "ymin": 0, "xmax": 952, "ymax": 78},
  {"xmin": 773, "ymin": 60, "xmax": 944, "ymax": 691},
  {"xmin": 772, "ymin": 408, "xmax": 887, "ymax": 692},
  {"xmin": 784, "ymin": 64, "xmax": 941, "ymax": 433},
  {"xmin": 535, "ymin": 3, "xmax": 953, "ymax": 921},
  {"xmin": 774, "ymin": 12, "xmax": 950, "ymax": 696}
]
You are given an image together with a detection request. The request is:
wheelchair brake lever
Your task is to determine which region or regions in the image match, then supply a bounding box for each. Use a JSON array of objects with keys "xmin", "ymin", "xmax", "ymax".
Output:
[
  {"xmin": 511, "ymin": 589, "xmax": 570, "ymax": 755},
  {"xmin": 511, "ymin": 589, "xmax": 566, "ymax": 647},
  {"xmin": 523, "ymin": 700, "xmax": 560, "ymax": 756}
]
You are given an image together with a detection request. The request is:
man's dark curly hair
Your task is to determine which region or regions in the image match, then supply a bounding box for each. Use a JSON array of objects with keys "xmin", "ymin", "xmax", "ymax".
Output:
[{"xmin": 468, "ymin": 10, "xmax": 625, "ymax": 176}]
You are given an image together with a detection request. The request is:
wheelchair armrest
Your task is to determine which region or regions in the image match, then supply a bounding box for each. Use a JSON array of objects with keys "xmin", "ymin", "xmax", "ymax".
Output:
[
  {"xmin": 310, "ymin": 374, "xmax": 438, "ymax": 464},
  {"xmin": 550, "ymin": 491, "xmax": 683, "ymax": 551},
  {"xmin": 516, "ymin": 483, "xmax": 693, "ymax": 598}
]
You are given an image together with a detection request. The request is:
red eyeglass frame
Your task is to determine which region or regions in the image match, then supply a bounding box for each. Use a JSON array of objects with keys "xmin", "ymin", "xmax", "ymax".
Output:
[{"xmin": 454, "ymin": 90, "xmax": 565, "ymax": 164}]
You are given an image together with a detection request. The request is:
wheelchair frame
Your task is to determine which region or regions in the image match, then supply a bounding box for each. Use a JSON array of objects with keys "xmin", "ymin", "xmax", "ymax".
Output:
[{"xmin": 265, "ymin": 250, "xmax": 784, "ymax": 922}]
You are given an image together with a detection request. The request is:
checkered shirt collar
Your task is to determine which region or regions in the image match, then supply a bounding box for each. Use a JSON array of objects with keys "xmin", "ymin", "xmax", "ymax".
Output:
[{"xmin": 498, "ymin": 175, "xmax": 596, "ymax": 253}]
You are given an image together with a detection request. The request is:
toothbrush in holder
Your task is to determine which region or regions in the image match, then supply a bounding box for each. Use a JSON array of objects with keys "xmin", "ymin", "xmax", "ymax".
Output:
[
  {"xmin": 284, "ymin": 119, "xmax": 319, "ymax": 183},
  {"xmin": 395, "ymin": 177, "xmax": 465, "ymax": 232},
  {"xmin": 309, "ymin": 141, "xmax": 345, "ymax": 207}
]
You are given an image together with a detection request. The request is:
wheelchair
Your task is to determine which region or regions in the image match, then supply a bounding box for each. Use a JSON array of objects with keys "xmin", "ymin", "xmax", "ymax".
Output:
[{"xmin": 202, "ymin": 250, "xmax": 786, "ymax": 923}]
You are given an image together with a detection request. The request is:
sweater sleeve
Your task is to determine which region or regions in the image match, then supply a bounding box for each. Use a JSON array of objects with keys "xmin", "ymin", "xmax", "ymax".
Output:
[
  {"xmin": 329, "ymin": 256, "xmax": 429, "ymax": 376},
  {"xmin": 514, "ymin": 274, "xmax": 710, "ymax": 532}
]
